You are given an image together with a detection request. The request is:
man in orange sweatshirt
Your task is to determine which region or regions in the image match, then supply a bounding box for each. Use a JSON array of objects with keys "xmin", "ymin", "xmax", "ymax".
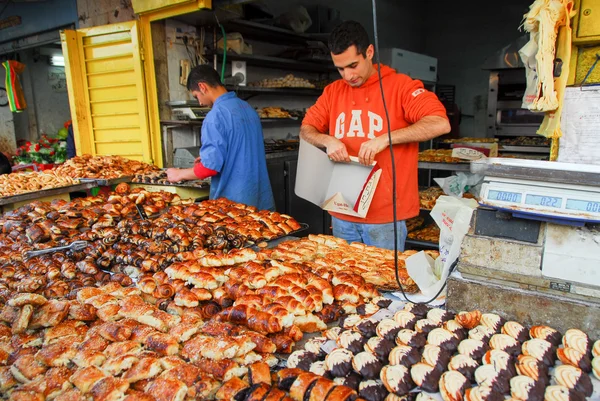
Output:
[{"xmin": 301, "ymin": 21, "xmax": 450, "ymax": 251}]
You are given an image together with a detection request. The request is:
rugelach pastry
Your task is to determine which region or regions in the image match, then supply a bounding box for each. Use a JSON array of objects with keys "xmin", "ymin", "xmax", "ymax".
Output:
[
  {"xmin": 275, "ymin": 368, "xmax": 305, "ymax": 391},
  {"xmin": 457, "ymin": 339, "xmax": 488, "ymax": 362},
  {"xmin": 324, "ymin": 384, "xmax": 358, "ymax": 401},
  {"xmin": 529, "ymin": 325, "xmax": 561, "ymax": 346},
  {"xmin": 439, "ymin": 371, "xmax": 468, "ymax": 401},
  {"xmin": 552, "ymin": 364, "xmax": 593, "ymax": 397},
  {"xmin": 248, "ymin": 362, "xmax": 272, "ymax": 386},
  {"xmin": 410, "ymin": 362, "xmax": 442, "ymax": 393},
  {"xmin": 522, "ymin": 339, "xmax": 556, "ymax": 366},
  {"xmin": 352, "ymin": 352, "xmax": 384, "ymax": 380},
  {"xmin": 215, "ymin": 376, "xmax": 250, "ymax": 401},
  {"xmin": 245, "ymin": 383, "xmax": 272, "ymax": 401},
  {"xmin": 388, "ymin": 345, "xmax": 421, "ymax": 367},
  {"xmin": 502, "ymin": 321, "xmax": 528, "ymax": 343},
  {"xmin": 456, "ymin": 310, "xmax": 482, "ymax": 330},
  {"xmin": 358, "ymin": 380, "xmax": 387, "ymax": 401},
  {"xmin": 376, "ymin": 319, "xmax": 402, "ymax": 342},
  {"xmin": 447, "ymin": 354, "xmax": 479, "ymax": 382},
  {"xmin": 556, "ymin": 347, "xmax": 592, "ymax": 373},
  {"xmin": 325, "ymin": 348, "xmax": 354, "ymax": 377},
  {"xmin": 308, "ymin": 378, "xmax": 337, "ymax": 401},
  {"xmin": 380, "ymin": 364, "xmax": 414, "ymax": 395},
  {"xmin": 289, "ymin": 372, "xmax": 320, "ymax": 401}
]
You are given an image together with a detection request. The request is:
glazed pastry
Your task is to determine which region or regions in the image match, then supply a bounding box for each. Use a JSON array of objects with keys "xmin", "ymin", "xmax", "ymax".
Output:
[
  {"xmin": 380, "ymin": 364, "xmax": 414, "ymax": 395},
  {"xmin": 414, "ymin": 319, "xmax": 438, "ymax": 335},
  {"xmin": 562, "ymin": 329, "xmax": 591, "ymax": 356},
  {"xmin": 287, "ymin": 350, "xmax": 318, "ymax": 371},
  {"xmin": 248, "ymin": 362, "xmax": 272, "ymax": 386},
  {"xmin": 474, "ymin": 364, "xmax": 509, "ymax": 394},
  {"xmin": 593, "ymin": 356, "xmax": 600, "ymax": 381},
  {"xmin": 543, "ymin": 385, "xmax": 586, "ymax": 401},
  {"xmin": 352, "ymin": 352, "xmax": 383, "ymax": 380},
  {"xmin": 457, "ymin": 339, "xmax": 488, "ymax": 362},
  {"xmin": 337, "ymin": 330, "xmax": 367, "ymax": 354},
  {"xmin": 443, "ymin": 320, "xmax": 466, "ymax": 341},
  {"xmin": 426, "ymin": 328, "xmax": 459, "ymax": 352},
  {"xmin": 364, "ymin": 337, "xmax": 395, "ymax": 362},
  {"xmin": 410, "ymin": 362, "xmax": 441, "ymax": 393},
  {"xmin": 358, "ymin": 380, "xmax": 387, "ymax": 401},
  {"xmin": 403, "ymin": 303, "xmax": 429, "ymax": 318},
  {"xmin": 393, "ymin": 311, "xmax": 417, "ymax": 330},
  {"xmin": 468, "ymin": 325, "xmax": 495, "ymax": 343},
  {"xmin": 376, "ymin": 319, "xmax": 402, "ymax": 342},
  {"xmin": 355, "ymin": 320, "xmax": 378, "ymax": 338},
  {"xmin": 420, "ymin": 344, "xmax": 451, "ymax": 372},
  {"xmin": 509, "ymin": 375, "xmax": 544, "ymax": 401},
  {"xmin": 426, "ymin": 308, "xmax": 452, "ymax": 325},
  {"xmin": 289, "ymin": 372, "xmax": 320, "ymax": 401},
  {"xmin": 439, "ymin": 371, "xmax": 468, "ymax": 401},
  {"xmin": 515, "ymin": 354, "xmax": 549, "ymax": 384},
  {"xmin": 215, "ymin": 376, "xmax": 250, "ymax": 401},
  {"xmin": 502, "ymin": 321, "xmax": 528, "ymax": 343},
  {"xmin": 480, "ymin": 313, "xmax": 505, "ymax": 333},
  {"xmin": 592, "ymin": 339, "xmax": 600, "ymax": 358},
  {"xmin": 308, "ymin": 378, "xmax": 337, "ymax": 401},
  {"xmin": 557, "ymin": 347, "xmax": 592, "ymax": 373},
  {"xmin": 529, "ymin": 325, "xmax": 561, "ymax": 347},
  {"xmin": 275, "ymin": 368, "xmax": 305, "ymax": 391},
  {"xmin": 489, "ymin": 334, "xmax": 521, "ymax": 356},
  {"xmin": 388, "ymin": 345, "xmax": 421, "ymax": 367},
  {"xmin": 456, "ymin": 310, "xmax": 482, "ymax": 330},
  {"xmin": 482, "ymin": 349, "xmax": 517, "ymax": 379},
  {"xmin": 522, "ymin": 339, "xmax": 556, "ymax": 366},
  {"xmin": 395, "ymin": 330, "xmax": 426, "ymax": 348},
  {"xmin": 325, "ymin": 348, "xmax": 354, "ymax": 377},
  {"xmin": 447, "ymin": 354, "xmax": 479, "ymax": 382},
  {"xmin": 464, "ymin": 385, "xmax": 504, "ymax": 401},
  {"xmin": 552, "ymin": 364, "xmax": 593, "ymax": 397},
  {"xmin": 324, "ymin": 384, "xmax": 358, "ymax": 401},
  {"xmin": 333, "ymin": 372, "xmax": 362, "ymax": 391}
]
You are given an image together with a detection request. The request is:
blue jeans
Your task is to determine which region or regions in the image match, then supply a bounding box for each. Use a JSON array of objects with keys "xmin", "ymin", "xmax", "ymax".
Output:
[{"xmin": 331, "ymin": 216, "xmax": 408, "ymax": 251}]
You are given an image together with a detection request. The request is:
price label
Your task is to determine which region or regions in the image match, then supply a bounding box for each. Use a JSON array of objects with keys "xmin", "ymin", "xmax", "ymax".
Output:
[
  {"xmin": 525, "ymin": 194, "xmax": 562, "ymax": 208},
  {"xmin": 565, "ymin": 199, "xmax": 600, "ymax": 213},
  {"xmin": 488, "ymin": 190, "xmax": 522, "ymax": 203}
]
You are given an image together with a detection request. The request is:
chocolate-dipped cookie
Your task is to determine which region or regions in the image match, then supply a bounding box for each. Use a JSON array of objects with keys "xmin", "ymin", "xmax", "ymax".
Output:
[
  {"xmin": 356, "ymin": 319, "xmax": 378, "ymax": 338},
  {"xmin": 393, "ymin": 311, "xmax": 417, "ymax": 330},
  {"xmin": 358, "ymin": 380, "xmax": 388, "ymax": 401},
  {"xmin": 288, "ymin": 350, "xmax": 319, "ymax": 370},
  {"xmin": 333, "ymin": 371, "xmax": 362, "ymax": 391},
  {"xmin": 448, "ymin": 354, "xmax": 479, "ymax": 383},
  {"xmin": 464, "ymin": 385, "xmax": 504, "ymax": 401},
  {"xmin": 414, "ymin": 319, "xmax": 438, "ymax": 335},
  {"xmin": 426, "ymin": 308, "xmax": 452, "ymax": 325},
  {"xmin": 592, "ymin": 339, "xmax": 600, "ymax": 358},
  {"xmin": 388, "ymin": 345, "xmax": 421, "ymax": 367},
  {"xmin": 553, "ymin": 364, "xmax": 593, "ymax": 397},
  {"xmin": 522, "ymin": 338, "xmax": 556, "ymax": 366},
  {"xmin": 324, "ymin": 327, "xmax": 343, "ymax": 341},
  {"xmin": 305, "ymin": 337, "xmax": 328, "ymax": 358},
  {"xmin": 443, "ymin": 320, "xmax": 467, "ymax": 341},
  {"xmin": 515, "ymin": 354, "xmax": 549, "ymax": 385},
  {"xmin": 529, "ymin": 325, "xmax": 561, "ymax": 347},
  {"xmin": 439, "ymin": 371, "xmax": 468, "ymax": 401},
  {"xmin": 426, "ymin": 328, "xmax": 459, "ymax": 352},
  {"xmin": 562, "ymin": 329, "xmax": 591, "ymax": 357},
  {"xmin": 309, "ymin": 360, "xmax": 332, "ymax": 378},
  {"xmin": 352, "ymin": 352, "xmax": 383, "ymax": 380},
  {"xmin": 557, "ymin": 347, "xmax": 592, "ymax": 373},
  {"xmin": 502, "ymin": 321, "xmax": 528, "ymax": 343},
  {"xmin": 376, "ymin": 319, "xmax": 402, "ymax": 342},
  {"xmin": 396, "ymin": 329, "xmax": 426, "ymax": 349},
  {"xmin": 410, "ymin": 362, "xmax": 442, "ymax": 393},
  {"xmin": 342, "ymin": 314, "xmax": 365, "ymax": 330},
  {"xmin": 371, "ymin": 296, "xmax": 392, "ymax": 309},
  {"xmin": 480, "ymin": 313, "xmax": 505, "ymax": 333},
  {"xmin": 325, "ymin": 348, "xmax": 354, "ymax": 377},
  {"xmin": 457, "ymin": 338, "xmax": 488, "ymax": 362},
  {"xmin": 593, "ymin": 356, "xmax": 599, "ymax": 381},
  {"xmin": 509, "ymin": 374, "xmax": 544, "ymax": 401},
  {"xmin": 456, "ymin": 310, "xmax": 482, "ymax": 330},
  {"xmin": 357, "ymin": 303, "xmax": 380, "ymax": 317},
  {"xmin": 468, "ymin": 325, "xmax": 495, "ymax": 343},
  {"xmin": 543, "ymin": 385, "xmax": 586, "ymax": 401},
  {"xmin": 489, "ymin": 334, "xmax": 521, "ymax": 356},
  {"xmin": 365, "ymin": 337, "xmax": 395, "ymax": 362},
  {"xmin": 403, "ymin": 303, "xmax": 429, "ymax": 318},
  {"xmin": 474, "ymin": 364, "xmax": 510, "ymax": 394},
  {"xmin": 420, "ymin": 344, "xmax": 451, "ymax": 372},
  {"xmin": 482, "ymin": 349, "xmax": 517, "ymax": 379},
  {"xmin": 338, "ymin": 330, "xmax": 368, "ymax": 354},
  {"xmin": 381, "ymin": 364, "xmax": 415, "ymax": 395}
]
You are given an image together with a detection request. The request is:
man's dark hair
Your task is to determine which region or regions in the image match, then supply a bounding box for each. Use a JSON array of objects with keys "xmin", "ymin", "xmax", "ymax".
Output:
[
  {"xmin": 328, "ymin": 20, "xmax": 370, "ymax": 56},
  {"xmin": 186, "ymin": 64, "xmax": 223, "ymax": 91}
]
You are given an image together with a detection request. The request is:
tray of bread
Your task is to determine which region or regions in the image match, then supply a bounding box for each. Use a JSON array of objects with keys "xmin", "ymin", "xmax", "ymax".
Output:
[
  {"xmin": 408, "ymin": 223, "xmax": 441, "ymax": 244},
  {"xmin": 418, "ymin": 149, "xmax": 465, "ymax": 164},
  {"xmin": 132, "ymin": 171, "xmax": 210, "ymax": 188},
  {"xmin": 54, "ymin": 154, "xmax": 161, "ymax": 180},
  {"xmin": 249, "ymin": 74, "xmax": 315, "ymax": 88}
]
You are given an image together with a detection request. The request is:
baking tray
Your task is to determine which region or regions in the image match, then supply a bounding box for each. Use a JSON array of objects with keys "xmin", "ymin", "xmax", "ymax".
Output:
[
  {"xmin": 471, "ymin": 158, "xmax": 600, "ymax": 186},
  {"xmin": 131, "ymin": 179, "xmax": 210, "ymax": 189},
  {"xmin": 247, "ymin": 222, "xmax": 309, "ymax": 248},
  {"xmin": 499, "ymin": 145, "xmax": 550, "ymax": 154},
  {"xmin": 0, "ymin": 181, "xmax": 98, "ymax": 206},
  {"xmin": 78, "ymin": 176, "xmax": 133, "ymax": 186}
]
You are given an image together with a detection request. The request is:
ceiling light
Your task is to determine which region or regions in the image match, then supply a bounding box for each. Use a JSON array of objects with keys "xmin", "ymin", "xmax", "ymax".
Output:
[{"xmin": 49, "ymin": 56, "xmax": 64, "ymax": 67}]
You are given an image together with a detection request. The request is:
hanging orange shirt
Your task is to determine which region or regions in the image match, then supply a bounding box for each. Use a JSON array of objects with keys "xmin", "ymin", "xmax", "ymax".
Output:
[{"xmin": 302, "ymin": 64, "xmax": 448, "ymax": 224}]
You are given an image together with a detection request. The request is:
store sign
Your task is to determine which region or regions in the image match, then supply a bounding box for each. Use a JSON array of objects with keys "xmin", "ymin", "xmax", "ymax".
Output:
[{"xmin": 0, "ymin": 16, "xmax": 22, "ymax": 31}]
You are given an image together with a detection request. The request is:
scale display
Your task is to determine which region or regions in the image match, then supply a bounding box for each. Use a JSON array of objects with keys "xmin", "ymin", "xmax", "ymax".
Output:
[
  {"xmin": 565, "ymin": 199, "xmax": 600, "ymax": 213},
  {"xmin": 525, "ymin": 194, "xmax": 561, "ymax": 208},
  {"xmin": 488, "ymin": 190, "xmax": 522, "ymax": 203}
]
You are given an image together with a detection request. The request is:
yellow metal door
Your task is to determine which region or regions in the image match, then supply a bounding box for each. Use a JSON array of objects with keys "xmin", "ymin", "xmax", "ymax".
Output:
[{"xmin": 61, "ymin": 21, "xmax": 153, "ymax": 163}]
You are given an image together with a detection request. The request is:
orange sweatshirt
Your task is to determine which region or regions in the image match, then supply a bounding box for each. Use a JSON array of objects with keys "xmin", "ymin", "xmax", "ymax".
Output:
[{"xmin": 302, "ymin": 64, "xmax": 448, "ymax": 224}]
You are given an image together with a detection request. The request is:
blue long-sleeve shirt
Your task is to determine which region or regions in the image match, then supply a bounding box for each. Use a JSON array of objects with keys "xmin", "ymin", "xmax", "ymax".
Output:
[{"xmin": 200, "ymin": 92, "xmax": 275, "ymax": 211}]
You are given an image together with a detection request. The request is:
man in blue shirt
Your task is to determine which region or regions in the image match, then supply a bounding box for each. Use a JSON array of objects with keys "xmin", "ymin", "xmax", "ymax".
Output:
[{"xmin": 166, "ymin": 65, "xmax": 275, "ymax": 211}]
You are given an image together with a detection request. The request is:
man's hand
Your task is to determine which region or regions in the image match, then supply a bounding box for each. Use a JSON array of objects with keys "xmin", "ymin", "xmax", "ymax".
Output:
[
  {"xmin": 165, "ymin": 168, "xmax": 185, "ymax": 183},
  {"xmin": 358, "ymin": 136, "xmax": 389, "ymax": 165},
  {"xmin": 326, "ymin": 137, "xmax": 350, "ymax": 162}
]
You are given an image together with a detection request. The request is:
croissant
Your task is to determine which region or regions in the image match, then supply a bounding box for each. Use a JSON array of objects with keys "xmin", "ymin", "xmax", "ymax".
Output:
[
  {"xmin": 247, "ymin": 311, "xmax": 282, "ymax": 334},
  {"xmin": 137, "ymin": 276, "xmax": 157, "ymax": 295},
  {"xmin": 198, "ymin": 302, "xmax": 221, "ymax": 319},
  {"xmin": 153, "ymin": 284, "xmax": 175, "ymax": 299},
  {"xmin": 43, "ymin": 281, "xmax": 70, "ymax": 299},
  {"xmin": 76, "ymin": 260, "xmax": 98, "ymax": 275},
  {"xmin": 174, "ymin": 289, "xmax": 199, "ymax": 308},
  {"xmin": 190, "ymin": 288, "xmax": 212, "ymax": 302},
  {"xmin": 268, "ymin": 333, "xmax": 295, "ymax": 353}
]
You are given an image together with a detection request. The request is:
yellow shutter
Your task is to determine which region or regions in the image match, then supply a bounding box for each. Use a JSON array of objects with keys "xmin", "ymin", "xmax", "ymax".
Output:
[{"xmin": 61, "ymin": 21, "xmax": 153, "ymax": 163}]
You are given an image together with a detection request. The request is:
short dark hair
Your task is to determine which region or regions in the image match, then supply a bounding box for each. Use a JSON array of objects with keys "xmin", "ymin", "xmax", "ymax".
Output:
[
  {"xmin": 186, "ymin": 64, "xmax": 223, "ymax": 91},
  {"xmin": 328, "ymin": 21, "xmax": 370, "ymax": 56}
]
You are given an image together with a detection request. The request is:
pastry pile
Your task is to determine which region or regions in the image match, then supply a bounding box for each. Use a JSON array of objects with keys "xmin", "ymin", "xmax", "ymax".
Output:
[
  {"xmin": 288, "ymin": 301, "xmax": 600, "ymax": 401},
  {"xmin": 54, "ymin": 155, "xmax": 161, "ymax": 179},
  {"xmin": 132, "ymin": 171, "xmax": 209, "ymax": 188},
  {"xmin": 418, "ymin": 150, "xmax": 463, "ymax": 164},
  {"xmin": 419, "ymin": 187, "xmax": 445, "ymax": 211},
  {"xmin": 408, "ymin": 224, "xmax": 440, "ymax": 244},
  {"xmin": 0, "ymin": 171, "xmax": 79, "ymax": 198},
  {"xmin": 257, "ymin": 107, "xmax": 293, "ymax": 119},
  {"xmin": 248, "ymin": 74, "xmax": 315, "ymax": 89}
]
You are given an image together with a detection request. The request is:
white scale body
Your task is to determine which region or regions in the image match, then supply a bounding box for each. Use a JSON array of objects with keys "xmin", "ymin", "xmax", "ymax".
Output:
[{"xmin": 479, "ymin": 176, "xmax": 600, "ymax": 288}]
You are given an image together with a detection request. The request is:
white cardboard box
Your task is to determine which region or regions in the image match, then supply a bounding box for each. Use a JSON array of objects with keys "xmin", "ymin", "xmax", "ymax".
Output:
[{"xmin": 295, "ymin": 139, "xmax": 382, "ymax": 218}]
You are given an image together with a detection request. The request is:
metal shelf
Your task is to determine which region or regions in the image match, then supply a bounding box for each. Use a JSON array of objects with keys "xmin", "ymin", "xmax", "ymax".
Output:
[
  {"xmin": 499, "ymin": 146, "xmax": 550, "ymax": 154},
  {"xmin": 211, "ymin": 51, "xmax": 336, "ymax": 73},
  {"xmin": 418, "ymin": 162, "xmax": 471, "ymax": 171},
  {"xmin": 226, "ymin": 85, "xmax": 323, "ymax": 96},
  {"xmin": 220, "ymin": 19, "xmax": 328, "ymax": 45},
  {"xmin": 405, "ymin": 239, "xmax": 439, "ymax": 250}
]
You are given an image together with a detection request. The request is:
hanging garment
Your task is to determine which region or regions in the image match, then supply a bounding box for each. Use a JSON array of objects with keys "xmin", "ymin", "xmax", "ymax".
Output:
[{"xmin": 2, "ymin": 60, "xmax": 27, "ymax": 113}]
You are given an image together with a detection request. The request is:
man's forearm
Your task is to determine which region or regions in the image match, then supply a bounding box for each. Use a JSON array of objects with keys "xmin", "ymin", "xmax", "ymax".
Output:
[
  {"xmin": 386, "ymin": 116, "xmax": 450, "ymax": 145},
  {"xmin": 300, "ymin": 125, "xmax": 331, "ymax": 148}
]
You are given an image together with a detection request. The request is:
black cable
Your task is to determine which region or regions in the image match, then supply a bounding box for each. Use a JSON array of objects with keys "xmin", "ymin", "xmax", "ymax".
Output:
[
  {"xmin": 0, "ymin": 1, "xmax": 11, "ymax": 18},
  {"xmin": 371, "ymin": 0, "xmax": 450, "ymax": 305}
]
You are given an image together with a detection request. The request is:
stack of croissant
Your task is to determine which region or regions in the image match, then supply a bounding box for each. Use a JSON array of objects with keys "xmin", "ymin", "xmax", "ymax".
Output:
[{"xmin": 54, "ymin": 154, "xmax": 161, "ymax": 179}]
